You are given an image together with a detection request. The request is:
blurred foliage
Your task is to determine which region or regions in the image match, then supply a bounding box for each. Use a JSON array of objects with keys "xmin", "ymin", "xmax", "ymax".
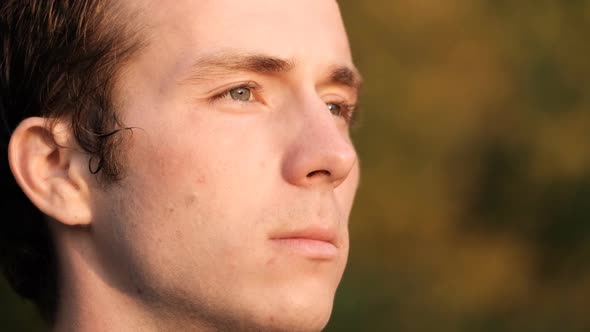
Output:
[
  {"xmin": 2, "ymin": 1, "xmax": 590, "ymax": 331},
  {"xmin": 327, "ymin": 0, "xmax": 590, "ymax": 331}
]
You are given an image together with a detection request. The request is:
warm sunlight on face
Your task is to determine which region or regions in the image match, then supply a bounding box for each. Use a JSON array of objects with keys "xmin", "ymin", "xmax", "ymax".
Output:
[{"xmin": 92, "ymin": 0, "xmax": 360, "ymax": 330}]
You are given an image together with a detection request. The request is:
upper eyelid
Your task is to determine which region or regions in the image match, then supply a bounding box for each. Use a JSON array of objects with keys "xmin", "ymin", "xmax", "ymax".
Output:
[
  {"xmin": 322, "ymin": 91, "xmax": 358, "ymax": 106},
  {"xmin": 209, "ymin": 81, "xmax": 260, "ymax": 95},
  {"xmin": 320, "ymin": 83, "xmax": 358, "ymax": 98}
]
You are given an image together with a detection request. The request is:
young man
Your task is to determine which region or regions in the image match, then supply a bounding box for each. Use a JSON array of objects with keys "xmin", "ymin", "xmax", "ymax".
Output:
[{"xmin": 1, "ymin": 0, "xmax": 362, "ymax": 330}]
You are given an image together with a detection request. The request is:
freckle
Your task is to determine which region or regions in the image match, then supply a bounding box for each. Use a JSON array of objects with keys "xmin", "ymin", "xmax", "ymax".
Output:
[
  {"xmin": 266, "ymin": 257, "xmax": 276, "ymax": 266},
  {"xmin": 185, "ymin": 194, "xmax": 197, "ymax": 206}
]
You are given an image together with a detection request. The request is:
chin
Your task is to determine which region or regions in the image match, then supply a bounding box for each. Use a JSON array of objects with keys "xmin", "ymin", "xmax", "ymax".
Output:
[
  {"xmin": 249, "ymin": 284, "xmax": 337, "ymax": 332},
  {"xmin": 252, "ymin": 306, "xmax": 334, "ymax": 332}
]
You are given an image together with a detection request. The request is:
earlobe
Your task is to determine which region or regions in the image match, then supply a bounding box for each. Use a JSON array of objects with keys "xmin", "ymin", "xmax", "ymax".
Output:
[{"xmin": 8, "ymin": 117, "xmax": 93, "ymax": 226}]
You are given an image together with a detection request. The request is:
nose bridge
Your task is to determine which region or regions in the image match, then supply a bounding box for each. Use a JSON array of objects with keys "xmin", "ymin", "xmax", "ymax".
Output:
[{"xmin": 281, "ymin": 91, "xmax": 357, "ymax": 189}]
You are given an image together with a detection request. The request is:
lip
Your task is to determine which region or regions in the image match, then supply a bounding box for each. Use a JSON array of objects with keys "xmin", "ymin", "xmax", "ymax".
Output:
[{"xmin": 269, "ymin": 226, "xmax": 339, "ymax": 260}]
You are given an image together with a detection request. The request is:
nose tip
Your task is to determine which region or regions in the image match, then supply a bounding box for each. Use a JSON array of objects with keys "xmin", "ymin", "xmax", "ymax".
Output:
[
  {"xmin": 282, "ymin": 132, "xmax": 358, "ymax": 189},
  {"xmin": 306, "ymin": 146, "xmax": 357, "ymax": 186}
]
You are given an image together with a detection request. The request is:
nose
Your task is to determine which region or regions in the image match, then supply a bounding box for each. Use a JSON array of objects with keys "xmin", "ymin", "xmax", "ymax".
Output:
[{"xmin": 281, "ymin": 98, "xmax": 358, "ymax": 190}]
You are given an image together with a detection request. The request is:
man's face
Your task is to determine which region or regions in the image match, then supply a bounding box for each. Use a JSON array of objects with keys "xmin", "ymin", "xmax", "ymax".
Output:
[{"xmin": 93, "ymin": 0, "xmax": 360, "ymax": 330}]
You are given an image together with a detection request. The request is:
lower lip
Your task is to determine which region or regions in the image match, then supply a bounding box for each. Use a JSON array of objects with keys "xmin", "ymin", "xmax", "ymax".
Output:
[{"xmin": 270, "ymin": 238, "xmax": 338, "ymax": 260}]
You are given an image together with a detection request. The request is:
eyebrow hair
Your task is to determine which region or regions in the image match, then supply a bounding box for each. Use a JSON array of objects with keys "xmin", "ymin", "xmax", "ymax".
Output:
[
  {"xmin": 184, "ymin": 52, "xmax": 295, "ymax": 82},
  {"xmin": 183, "ymin": 51, "xmax": 363, "ymax": 93},
  {"xmin": 328, "ymin": 65, "xmax": 363, "ymax": 93}
]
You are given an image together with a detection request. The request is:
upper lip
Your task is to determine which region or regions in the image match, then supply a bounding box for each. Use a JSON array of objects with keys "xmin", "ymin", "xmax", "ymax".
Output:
[{"xmin": 270, "ymin": 225, "xmax": 340, "ymax": 248}]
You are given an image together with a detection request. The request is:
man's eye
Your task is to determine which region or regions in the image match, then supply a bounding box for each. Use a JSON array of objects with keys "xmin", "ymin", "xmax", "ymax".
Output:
[
  {"xmin": 229, "ymin": 87, "xmax": 252, "ymax": 101},
  {"xmin": 327, "ymin": 103, "xmax": 342, "ymax": 116},
  {"xmin": 327, "ymin": 102, "xmax": 357, "ymax": 124},
  {"xmin": 208, "ymin": 82, "xmax": 261, "ymax": 105}
]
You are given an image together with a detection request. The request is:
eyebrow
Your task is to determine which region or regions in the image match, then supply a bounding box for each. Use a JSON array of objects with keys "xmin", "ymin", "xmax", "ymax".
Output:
[
  {"xmin": 183, "ymin": 51, "xmax": 363, "ymax": 92},
  {"xmin": 184, "ymin": 52, "xmax": 295, "ymax": 82},
  {"xmin": 327, "ymin": 65, "xmax": 363, "ymax": 93}
]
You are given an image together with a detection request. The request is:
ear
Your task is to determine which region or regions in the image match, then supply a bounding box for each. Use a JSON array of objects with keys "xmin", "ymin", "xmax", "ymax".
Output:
[{"xmin": 8, "ymin": 117, "xmax": 93, "ymax": 226}]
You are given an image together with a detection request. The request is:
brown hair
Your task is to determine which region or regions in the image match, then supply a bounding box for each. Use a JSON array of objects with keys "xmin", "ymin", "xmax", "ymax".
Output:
[{"xmin": 0, "ymin": 0, "xmax": 143, "ymax": 323}]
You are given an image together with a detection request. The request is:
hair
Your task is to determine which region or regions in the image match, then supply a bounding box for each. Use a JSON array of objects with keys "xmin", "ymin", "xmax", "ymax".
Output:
[{"xmin": 0, "ymin": 0, "xmax": 143, "ymax": 324}]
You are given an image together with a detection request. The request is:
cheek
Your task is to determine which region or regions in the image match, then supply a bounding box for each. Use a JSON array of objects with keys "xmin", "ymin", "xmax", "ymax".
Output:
[
  {"xmin": 116, "ymin": 113, "xmax": 276, "ymax": 243},
  {"xmin": 335, "ymin": 161, "xmax": 360, "ymax": 216}
]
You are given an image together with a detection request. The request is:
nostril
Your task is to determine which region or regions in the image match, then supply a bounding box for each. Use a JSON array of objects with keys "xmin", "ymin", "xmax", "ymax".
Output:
[{"xmin": 307, "ymin": 170, "xmax": 330, "ymax": 178}]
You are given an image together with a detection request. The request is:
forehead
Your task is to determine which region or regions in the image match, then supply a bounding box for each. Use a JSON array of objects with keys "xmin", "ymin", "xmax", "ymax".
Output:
[{"xmin": 132, "ymin": 0, "xmax": 352, "ymax": 68}]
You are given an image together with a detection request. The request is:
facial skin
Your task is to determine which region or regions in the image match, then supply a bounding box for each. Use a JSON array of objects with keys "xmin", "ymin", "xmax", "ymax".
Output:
[{"xmin": 11, "ymin": 0, "xmax": 360, "ymax": 331}]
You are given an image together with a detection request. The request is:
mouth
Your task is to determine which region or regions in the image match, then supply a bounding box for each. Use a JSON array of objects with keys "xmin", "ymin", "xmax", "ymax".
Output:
[{"xmin": 269, "ymin": 226, "xmax": 339, "ymax": 260}]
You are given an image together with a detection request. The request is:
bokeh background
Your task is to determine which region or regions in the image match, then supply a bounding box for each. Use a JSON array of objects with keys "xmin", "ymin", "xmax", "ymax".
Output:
[
  {"xmin": 2, "ymin": 1, "xmax": 590, "ymax": 331},
  {"xmin": 328, "ymin": 1, "xmax": 590, "ymax": 331}
]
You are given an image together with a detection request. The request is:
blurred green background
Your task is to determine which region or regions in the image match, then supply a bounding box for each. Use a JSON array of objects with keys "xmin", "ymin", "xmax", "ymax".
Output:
[
  {"xmin": 328, "ymin": 1, "xmax": 590, "ymax": 331},
  {"xmin": 2, "ymin": 1, "xmax": 590, "ymax": 331}
]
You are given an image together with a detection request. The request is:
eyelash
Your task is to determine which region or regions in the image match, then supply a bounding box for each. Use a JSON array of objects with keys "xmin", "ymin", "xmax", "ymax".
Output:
[
  {"xmin": 327, "ymin": 101, "xmax": 358, "ymax": 124},
  {"xmin": 210, "ymin": 83, "xmax": 358, "ymax": 124}
]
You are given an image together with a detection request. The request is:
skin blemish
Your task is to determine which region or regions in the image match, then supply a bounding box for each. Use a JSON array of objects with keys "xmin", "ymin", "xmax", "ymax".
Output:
[
  {"xmin": 266, "ymin": 257, "xmax": 276, "ymax": 266},
  {"xmin": 185, "ymin": 193, "xmax": 197, "ymax": 206}
]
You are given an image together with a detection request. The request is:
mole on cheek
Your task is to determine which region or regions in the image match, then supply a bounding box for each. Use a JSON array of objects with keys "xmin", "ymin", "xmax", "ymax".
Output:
[
  {"xmin": 196, "ymin": 175, "xmax": 206, "ymax": 184},
  {"xmin": 185, "ymin": 193, "xmax": 197, "ymax": 206}
]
